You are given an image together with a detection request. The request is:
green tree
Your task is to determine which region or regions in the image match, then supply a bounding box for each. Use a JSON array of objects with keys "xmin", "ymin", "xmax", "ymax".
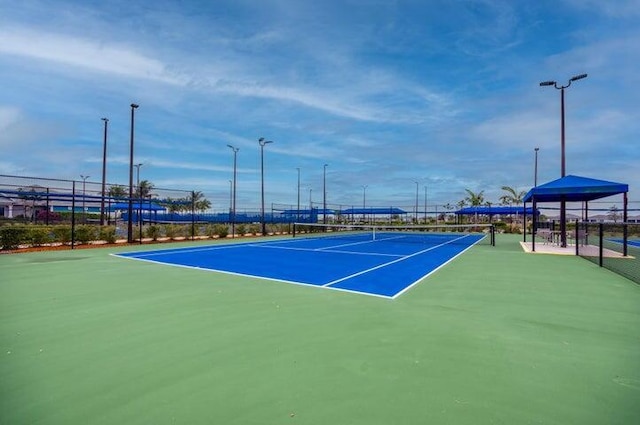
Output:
[
  {"xmin": 136, "ymin": 180, "xmax": 155, "ymax": 199},
  {"xmin": 190, "ymin": 191, "xmax": 211, "ymax": 212},
  {"xmin": 108, "ymin": 185, "xmax": 127, "ymax": 199},
  {"xmin": 464, "ymin": 189, "xmax": 485, "ymax": 206},
  {"xmin": 607, "ymin": 205, "xmax": 621, "ymax": 223},
  {"xmin": 161, "ymin": 197, "xmax": 186, "ymax": 213},
  {"xmin": 499, "ymin": 186, "xmax": 526, "ymax": 206},
  {"xmin": 18, "ymin": 187, "xmax": 43, "ymax": 222}
]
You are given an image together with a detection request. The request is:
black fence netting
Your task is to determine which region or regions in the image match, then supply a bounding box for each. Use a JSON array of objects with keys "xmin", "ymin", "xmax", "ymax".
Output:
[{"xmin": 577, "ymin": 222, "xmax": 640, "ymax": 285}]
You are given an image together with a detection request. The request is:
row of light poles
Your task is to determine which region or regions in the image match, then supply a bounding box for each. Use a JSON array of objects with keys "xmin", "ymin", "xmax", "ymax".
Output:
[
  {"xmin": 91, "ymin": 73, "xmax": 583, "ymax": 244},
  {"xmin": 228, "ymin": 139, "xmax": 331, "ymax": 235},
  {"xmin": 96, "ymin": 104, "xmax": 141, "ymax": 243}
]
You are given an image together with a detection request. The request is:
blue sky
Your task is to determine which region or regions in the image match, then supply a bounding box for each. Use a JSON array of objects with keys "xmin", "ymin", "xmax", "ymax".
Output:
[{"xmin": 1, "ymin": 0, "xmax": 638, "ymax": 213}]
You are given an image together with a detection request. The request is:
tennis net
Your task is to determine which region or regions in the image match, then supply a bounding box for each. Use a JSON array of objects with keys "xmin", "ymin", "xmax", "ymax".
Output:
[{"xmin": 292, "ymin": 223, "xmax": 495, "ymax": 246}]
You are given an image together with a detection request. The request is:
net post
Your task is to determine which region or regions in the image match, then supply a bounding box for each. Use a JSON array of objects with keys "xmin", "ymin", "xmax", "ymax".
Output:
[
  {"xmin": 491, "ymin": 224, "xmax": 495, "ymax": 246},
  {"xmin": 293, "ymin": 223, "xmax": 297, "ymax": 238}
]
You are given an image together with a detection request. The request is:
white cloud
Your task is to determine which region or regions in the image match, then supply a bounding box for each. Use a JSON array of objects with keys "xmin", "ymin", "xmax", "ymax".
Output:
[{"xmin": 0, "ymin": 27, "xmax": 185, "ymax": 85}]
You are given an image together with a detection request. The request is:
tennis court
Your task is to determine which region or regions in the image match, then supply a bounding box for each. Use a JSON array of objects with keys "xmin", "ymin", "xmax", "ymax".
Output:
[
  {"xmin": 2, "ymin": 234, "xmax": 640, "ymax": 425},
  {"xmin": 114, "ymin": 225, "xmax": 490, "ymax": 298},
  {"xmin": 610, "ymin": 238, "xmax": 640, "ymax": 248}
]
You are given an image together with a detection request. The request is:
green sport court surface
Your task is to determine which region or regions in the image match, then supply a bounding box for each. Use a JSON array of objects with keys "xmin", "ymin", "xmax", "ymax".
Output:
[{"xmin": 1, "ymin": 234, "xmax": 639, "ymax": 425}]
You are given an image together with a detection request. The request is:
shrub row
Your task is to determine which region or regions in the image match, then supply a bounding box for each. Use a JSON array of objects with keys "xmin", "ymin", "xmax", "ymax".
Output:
[
  {"xmin": 0, "ymin": 225, "xmax": 119, "ymax": 250},
  {"xmin": 0, "ymin": 222, "xmax": 294, "ymax": 250}
]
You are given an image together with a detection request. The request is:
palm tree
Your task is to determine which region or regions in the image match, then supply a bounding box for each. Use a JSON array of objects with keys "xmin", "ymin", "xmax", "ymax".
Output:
[
  {"xmin": 162, "ymin": 197, "xmax": 182, "ymax": 213},
  {"xmin": 136, "ymin": 180, "xmax": 155, "ymax": 199},
  {"xmin": 499, "ymin": 186, "xmax": 526, "ymax": 206},
  {"xmin": 108, "ymin": 185, "xmax": 127, "ymax": 199},
  {"xmin": 464, "ymin": 189, "xmax": 485, "ymax": 206},
  {"xmin": 190, "ymin": 191, "xmax": 211, "ymax": 213}
]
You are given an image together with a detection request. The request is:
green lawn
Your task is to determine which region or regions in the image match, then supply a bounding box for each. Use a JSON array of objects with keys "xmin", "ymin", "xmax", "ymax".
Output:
[{"xmin": 1, "ymin": 234, "xmax": 639, "ymax": 424}]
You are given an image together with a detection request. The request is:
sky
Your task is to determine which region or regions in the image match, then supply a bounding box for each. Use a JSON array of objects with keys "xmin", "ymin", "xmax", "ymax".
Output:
[{"xmin": 1, "ymin": 0, "xmax": 638, "ymax": 214}]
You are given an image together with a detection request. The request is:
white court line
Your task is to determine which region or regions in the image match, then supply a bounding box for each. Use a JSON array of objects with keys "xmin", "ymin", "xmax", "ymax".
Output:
[
  {"xmin": 249, "ymin": 243, "xmax": 403, "ymax": 257},
  {"xmin": 320, "ymin": 249, "xmax": 402, "ymax": 257},
  {"xmin": 322, "ymin": 234, "xmax": 472, "ymax": 287},
  {"xmin": 391, "ymin": 235, "xmax": 484, "ymax": 299},
  {"xmin": 315, "ymin": 238, "xmax": 380, "ymax": 251},
  {"xmin": 110, "ymin": 252, "xmax": 395, "ymax": 299},
  {"xmin": 116, "ymin": 237, "xmax": 306, "ymax": 258},
  {"xmin": 117, "ymin": 243, "xmax": 249, "ymax": 258}
]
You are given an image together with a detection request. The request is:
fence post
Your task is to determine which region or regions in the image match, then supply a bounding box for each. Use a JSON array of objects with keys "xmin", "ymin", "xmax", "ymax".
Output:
[
  {"xmin": 575, "ymin": 219, "xmax": 579, "ymax": 256},
  {"xmin": 71, "ymin": 181, "xmax": 76, "ymax": 250},
  {"xmin": 191, "ymin": 190, "xmax": 196, "ymax": 241},
  {"xmin": 598, "ymin": 222, "xmax": 603, "ymax": 267}
]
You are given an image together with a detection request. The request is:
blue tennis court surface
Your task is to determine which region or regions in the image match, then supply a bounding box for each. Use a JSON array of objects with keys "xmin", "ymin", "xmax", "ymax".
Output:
[
  {"xmin": 114, "ymin": 232, "xmax": 487, "ymax": 298},
  {"xmin": 609, "ymin": 238, "xmax": 640, "ymax": 248}
]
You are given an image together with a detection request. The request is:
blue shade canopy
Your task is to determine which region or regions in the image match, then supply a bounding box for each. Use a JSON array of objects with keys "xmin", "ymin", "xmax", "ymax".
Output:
[
  {"xmin": 109, "ymin": 202, "xmax": 166, "ymax": 211},
  {"xmin": 456, "ymin": 206, "xmax": 538, "ymax": 215},
  {"xmin": 340, "ymin": 207, "xmax": 407, "ymax": 215},
  {"xmin": 523, "ymin": 175, "xmax": 628, "ymax": 203}
]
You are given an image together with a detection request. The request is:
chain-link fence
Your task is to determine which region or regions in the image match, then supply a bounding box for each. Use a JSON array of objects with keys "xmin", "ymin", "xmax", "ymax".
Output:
[
  {"xmin": 0, "ymin": 175, "xmax": 320, "ymax": 249},
  {"xmin": 577, "ymin": 221, "xmax": 640, "ymax": 285}
]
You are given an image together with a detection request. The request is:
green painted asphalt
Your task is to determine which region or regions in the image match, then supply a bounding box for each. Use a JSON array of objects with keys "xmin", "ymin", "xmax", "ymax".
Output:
[{"xmin": 1, "ymin": 234, "xmax": 639, "ymax": 424}]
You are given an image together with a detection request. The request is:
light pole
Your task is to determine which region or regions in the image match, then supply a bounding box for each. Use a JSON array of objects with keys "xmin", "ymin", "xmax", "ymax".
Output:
[
  {"xmin": 100, "ymin": 118, "xmax": 109, "ymax": 226},
  {"xmin": 227, "ymin": 144, "xmax": 239, "ymax": 238},
  {"xmin": 414, "ymin": 181, "xmax": 419, "ymax": 223},
  {"xmin": 362, "ymin": 185, "xmax": 368, "ymax": 223},
  {"xmin": 323, "ymin": 164, "xmax": 328, "ymax": 224},
  {"xmin": 127, "ymin": 103, "xmax": 139, "ymax": 243},
  {"xmin": 134, "ymin": 163, "xmax": 143, "ymax": 242},
  {"xmin": 540, "ymin": 73, "xmax": 587, "ymax": 247},
  {"xmin": 80, "ymin": 175, "xmax": 89, "ymax": 223},
  {"xmin": 228, "ymin": 180, "xmax": 232, "ymax": 216},
  {"xmin": 534, "ymin": 147, "xmax": 540, "ymax": 187},
  {"xmin": 258, "ymin": 137, "xmax": 273, "ymax": 236},
  {"xmin": 309, "ymin": 188, "xmax": 313, "ymax": 211},
  {"xmin": 296, "ymin": 168, "xmax": 301, "ymax": 222},
  {"xmin": 424, "ymin": 185, "xmax": 428, "ymax": 224}
]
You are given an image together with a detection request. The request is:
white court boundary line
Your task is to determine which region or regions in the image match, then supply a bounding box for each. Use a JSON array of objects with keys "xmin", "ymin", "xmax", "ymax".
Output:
[
  {"xmin": 391, "ymin": 236, "xmax": 484, "ymax": 299},
  {"xmin": 248, "ymin": 243, "xmax": 403, "ymax": 257},
  {"xmin": 322, "ymin": 234, "xmax": 472, "ymax": 287},
  {"xmin": 109, "ymin": 252, "xmax": 395, "ymax": 300},
  {"xmin": 116, "ymin": 237, "xmax": 307, "ymax": 258}
]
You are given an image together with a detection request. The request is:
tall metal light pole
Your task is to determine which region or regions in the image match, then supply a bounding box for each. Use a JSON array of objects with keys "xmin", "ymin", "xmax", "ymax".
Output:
[
  {"xmin": 296, "ymin": 168, "xmax": 301, "ymax": 222},
  {"xmin": 258, "ymin": 137, "xmax": 273, "ymax": 236},
  {"xmin": 323, "ymin": 164, "xmax": 328, "ymax": 224},
  {"xmin": 127, "ymin": 103, "xmax": 139, "ymax": 243},
  {"xmin": 414, "ymin": 181, "xmax": 419, "ymax": 223},
  {"xmin": 534, "ymin": 147, "xmax": 540, "ymax": 187},
  {"xmin": 100, "ymin": 118, "xmax": 109, "ymax": 226},
  {"xmin": 362, "ymin": 185, "xmax": 368, "ymax": 223},
  {"xmin": 424, "ymin": 185, "xmax": 428, "ymax": 224},
  {"xmin": 228, "ymin": 180, "xmax": 233, "ymax": 215},
  {"xmin": 227, "ymin": 144, "xmax": 239, "ymax": 238},
  {"xmin": 134, "ymin": 163, "xmax": 143, "ymax": 242},
  {"xmin": 80, "ymin": 175, "xmax": 90, "ymax": 223},
  {"xmin": 540, "ymin": 73, "xmax": 587, "ymax": 247}
]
